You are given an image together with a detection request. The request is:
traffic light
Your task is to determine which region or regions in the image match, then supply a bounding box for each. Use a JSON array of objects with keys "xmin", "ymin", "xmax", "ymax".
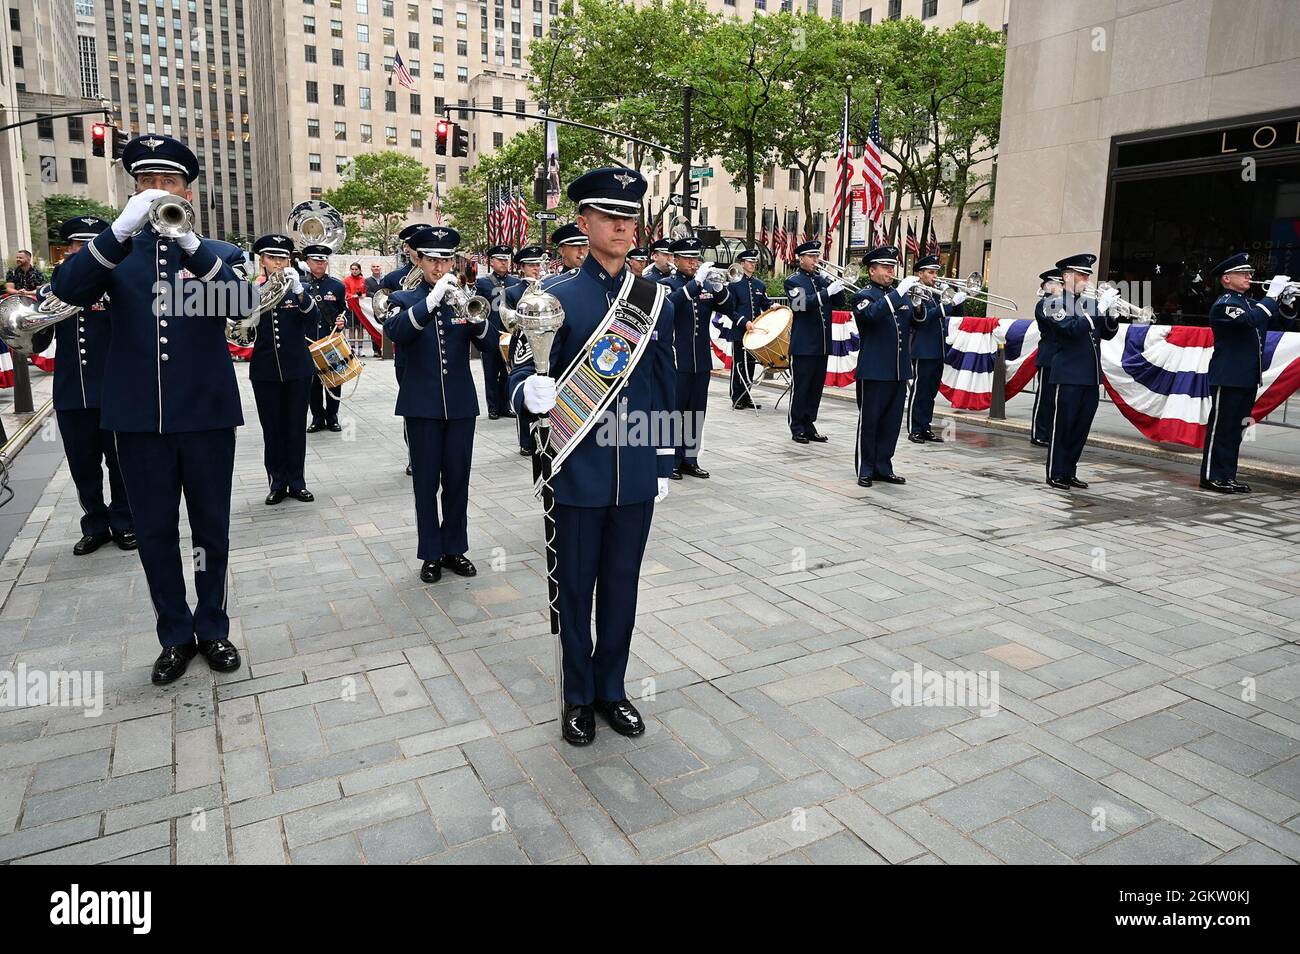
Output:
[
  {"xmin": 91, "ymin": 123, "xmax": 107, "ymax": 158},
  {"xmin": 435, "ymin": 119, "xmax": 449, "ymax": 156},
  {"xmin": 451, "ymin": 123, "xmax": 469, "ymax": 158},
  {"xmin": 111, "ymin": 126, "xmax": 128, "ymax": 160}
]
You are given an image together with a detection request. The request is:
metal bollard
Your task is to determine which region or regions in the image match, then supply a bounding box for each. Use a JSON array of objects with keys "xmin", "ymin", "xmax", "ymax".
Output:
[
  {"xmin": 989, "ymin": 342, "xmax": 1006, "ymax": 420},
  {"xmin": 11, "ymin": 352, "xmax": 33, "ymax": 415}
]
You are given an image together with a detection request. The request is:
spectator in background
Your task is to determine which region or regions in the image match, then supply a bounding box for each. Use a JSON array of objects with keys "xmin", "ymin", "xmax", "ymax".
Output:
[
  {"xmin": 364, "ymin": 262, "xmax": 383, "ymax": 297},
  {"xmin": 5, "ymin": 250, "xmax": 45, "ymax": 298},
  {"xmin": 343, "ymin": 261, "xmax": 369, "ymax": 337}
]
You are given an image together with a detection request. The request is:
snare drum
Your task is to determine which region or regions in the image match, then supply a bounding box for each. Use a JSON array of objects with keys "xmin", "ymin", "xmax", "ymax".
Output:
[
  {"xmin": 309, "ymin": 331, "xmax": 364, "ymax": 390},
  {"xmin": 499, "ymin": 331, "xmax": 511, "ymax": 364},
  {"xmin": 744, "ymin": 305, "xmax": 794, "ymax": 369}
]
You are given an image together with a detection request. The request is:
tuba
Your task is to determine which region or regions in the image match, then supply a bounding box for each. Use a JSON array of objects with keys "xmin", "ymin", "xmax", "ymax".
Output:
[
  {"xmin": 288, "ymin": 200, "xmax": 346, "ymax": 253},
  {"xmin": 0, "ymin": 284, "xmax": 82, "ymax": 352}
]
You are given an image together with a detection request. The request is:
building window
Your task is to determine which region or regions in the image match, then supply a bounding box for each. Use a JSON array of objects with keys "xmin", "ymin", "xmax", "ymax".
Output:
[
  {"xmin": 385, "ymin": 89, "xmax": 396, "ymax": 111},
  {"xmin": 410, "ymin": 94, "xmax": 421, "ymax": 113},
  {"xmin": 334, "ymin": 121, "xmax": 346, "ymax": 140},
  {"xmin": 408, "ymin": 57, "xmax": 420, "ymax": 76},
  {"xmin": 814, "ymin": 171, "xmax": 826, "ymax": 193},
  {"xmin": 859, "ymin": 9, "xmax": 872, "ymax": 24},
  {"xmin": 763, "ymin": 167, "xmax": 774, "ymax": 189},
  {"xmin": 807, "ymin": 0, "xmax": 817, "ymax": 14},
  {"xmin": 360, "ymin": 123, "xmax": 373, "ymax": 143},
  {"xmin": 922, "ymin": 0, "xmax": 938, "ymax": 18},
  {"xmin": 788, "ymin": 169, "xmax": 799, "ymax": 191},
  {"xmin": 305, "ymin": 44, "xmax": 317, "ymax": 63},
  {"xmin": 8, "ymin": 8, "xmax": 19, "ymax": 30},
  {"xmin": 334, "ymin": 84, "xmax": 346, "ymax": 106},
  {"xmin": 457, "ymin": 10, "xmax": 467, "ymax": 28},
  {"xmin": 432, "ymin": 7, "xmax": 443, "ymax": 25},
  {"xmin": 456, "ymin": 38, "xmax": 466, "ymax": 56},
  {"xmin": 358, "ymin": 51, "xmax": 370, "ymax": 70},
  {"xmin": 307, "ymin": 118, "xmax": 320, "ymax": 138},
  {"xmin": 734, "ymin": 207, "xmax": 747, "ymax": 231},
  {"xmin": 303, "ymin": 15, "xmax": 315, "ymax": 33},
  {"xmin": 336, "ymin": 155, "xmax": 349, "ymax": 174},
  {"xmin": 330, "ymin": 19, "xmax": 343, "ymax": 38},
  {"xmin": 456, "ymin": 66, "xmax": 467, "ymax": 81},
  {"xmin": 888, "ymin": 0, "xmax": 901, "ymax": 19},
  {"xmin": 385, "ymin": 125, "xmax": 397, "ymax": 144},
  {"xmin": 357, "ymin": 23, "xmax": 369, "ymax": 42},
  {"xmin": 332, "ymin": 48, "xmax": 344, "ymax": 66},
  {"xmin": 359, "ymin": 86, "xmax": 372, "ymax": 109},
  {"xmin": 37, "ymin": 115, "xmax": 55, "ymax": 139},
  {"xmin": 306, "ymin": 80, "xmax": 319, "ymax": 103},
  {"xmin": 68, "ymin": 116, "xmax": 84, "ymax": 141},
  {"xmin": 411, "ymin": 128, "xmax": 422, "ymax": 147},
  {"xmin": 408, "ymin": 31, "xmax": 419, "ymax": 47},
  {"xmin": 492, "ymin": 96, "xmax": 503, "ymax": 111},
  {"xmin": 493, "ymin": 131, "xmax": 503, "ymax": 148},
  {"xmin": 308, "ymin": 153, "xmax": 322, "ymax": 172},
  {"xmin": 831, "ymin": 0, "xmax": 842, "ymax": 17},
  {"xmin": 515, "ymin": 98, "xmax": 525, "ymax": 116},
  {"xmin": 71, "ymin": 157, "xmax": 88, "ymax": 184}
]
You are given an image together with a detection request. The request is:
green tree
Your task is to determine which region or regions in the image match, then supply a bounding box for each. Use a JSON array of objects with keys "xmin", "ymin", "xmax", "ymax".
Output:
[
  {"xmin": 39, "ymin": 194, "xmax": 119, "ymax": 247},
  {"xmin": 323, "ymin": 151, "xmax": 432, "ymax": 254}
]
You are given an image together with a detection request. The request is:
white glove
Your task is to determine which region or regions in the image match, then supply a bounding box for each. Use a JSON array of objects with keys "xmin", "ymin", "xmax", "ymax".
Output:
[
  {"xmin": 654, "ymin": 477, "xmax": 669, "ymax": 503},
  {"xmin": 424, "ymin": 272, "xmax": 458, "ymax": 308},
  {"xmin": 177, "ymin": 231, "xmax": 201, "ymax": 254},
  {"xmin": 1097, "ymin": 287, "xmax": 1121, "ymax": 314},
  {"xmin": 523, "ymin": 375, "xmax": 557, "ymax": 414},
  {"xmin": 826, "ymin": 279, "xmax": 845, "ymax": 296},
  {"xmin": 282, "ymin": 264, "xmax": 304, "ymax": 295},
  {"xmin": 1265, "ymin": 274, "xmax": 1291, "ymax": 299},
  {"xmin": 111, "ymin": 189, "xmax": 170, "ymax": 242},
  {"xmin": 896, "ymin": 276, "xmax": 919, "ymax": 297},
  {"xmin": 950, "ymin": 290, "xmax": 967, "ymax": 306}
]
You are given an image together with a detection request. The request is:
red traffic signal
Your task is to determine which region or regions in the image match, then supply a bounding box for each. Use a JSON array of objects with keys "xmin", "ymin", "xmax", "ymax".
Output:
[
  {"xmin": 91, "ymin": 123, "xmax": 108, "ymax": 158},
  {"xmin": 435, "ymin": 119, "xmax": 450, "ymax": 156}
]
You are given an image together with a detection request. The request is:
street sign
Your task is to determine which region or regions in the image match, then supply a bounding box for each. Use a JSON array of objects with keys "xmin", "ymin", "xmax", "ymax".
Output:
[
  {"xmin": 690, "ymin": 196, "xmax": 699, "ymax": 210},
  {"xmin": 687, "ymin": 180, "xmax": 702, "ymax": 195},
  {"xmin": 689, "ymin": 166, "xmax": 713, "ymax": 180},
  {"xmin": 534, "ymin": 211, "xmax": 557, "ymax": 221},
  {"xmin": 667, "ymin": 195, "xmax": 682, "ymax": 207}
]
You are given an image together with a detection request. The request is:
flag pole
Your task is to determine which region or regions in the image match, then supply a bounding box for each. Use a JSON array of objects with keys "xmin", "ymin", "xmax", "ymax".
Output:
[{"xmin": 838, "ymin": 80, "xmax": 851, "ymax": 269}]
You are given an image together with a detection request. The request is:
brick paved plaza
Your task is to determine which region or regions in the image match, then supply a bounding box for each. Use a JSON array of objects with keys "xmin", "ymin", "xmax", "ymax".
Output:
[{"xmin": 1, "ymin": 365, "xmax": 1298, "ymax": 865}]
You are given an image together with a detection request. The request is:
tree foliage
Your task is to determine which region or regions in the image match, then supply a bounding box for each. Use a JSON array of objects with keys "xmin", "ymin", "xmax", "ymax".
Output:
[{"xmin": 38, "ymin": 194, "xmax": 119, "ymax": 247}]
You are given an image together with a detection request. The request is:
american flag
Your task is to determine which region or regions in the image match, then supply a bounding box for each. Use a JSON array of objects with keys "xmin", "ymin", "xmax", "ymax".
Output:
[
  {"xmin": 513, "ymin": 185, "xmax": 528, "ymax": 247},
  {"xmin": 392, "ymin": 51, "xmax": 416, "ymax": 91},
  {"xmin": 926, "ymin": 221, "xmax": 939, "ymax": 257},
  {"xmin": 862, "ymin": 94, "xmax": 884, "ymax": 237},
  {"xmin": 826, "ymin": 91, "xmax": 851, "ymax": 250},
  {"xmin": 759, "ymin": 210, "xmax": 768, "ymax": 252},
  {"xmin": 774, "ymin": 211, "xmax": 786, "ymax": 265},
  {"xmin": 905, "ymin": 220, "xmax": 920, "ymax": 259}
]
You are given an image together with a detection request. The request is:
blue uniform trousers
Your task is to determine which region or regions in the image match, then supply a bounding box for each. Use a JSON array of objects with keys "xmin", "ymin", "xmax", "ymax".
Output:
[
  {"xmin": 907, "ymin": 358, "xmax": 943, "ymax": 436},
  {"xmin": 675, "ymin": 370, "xmax": 710, "ymax": 465},
  {"xmin": 1031, "ymin": 366, "xmax": 1055, "ymax": 444},
  {"xmin": 1201, "ymin": 385, "xmax": 1256, "ymax": 482},
  {"xmin": 113, "ymin": 428, "xmax": 235, "ymax": 648},
  {"xmin": 789, "ymin": 354, "xmax": 828, "ymax": 438},
  {"xmin": 730, "ymin": 338, "xmax": 757, "ymax": 406},
  {"xmin": 252, "ymin": 378, "xmax": 312, "ymax": 493},
  {"xmin": 480, "ymin": 346, "xmax": 509, "ymax": 416},
  {"xmin": 855, "ymin": 379, "xmax": 907, "ymax": 480},
  {"xmin": 1047, "ymin": 383, "xmax": 1099, "ymax": 482},
  {"xmin": 406, "ymin": 417, "xmax": 475, "ymax": 560},
  {"xmin": 554, "ymin": 500, "xmax": 654, "ymax": 706},
  {"xmin": 309, "ymin": 376, "xmax": 340, "ymax": 427},
  {"xmin": 57, "ymin": 408, "xmax": 131, "ymax": 536}
]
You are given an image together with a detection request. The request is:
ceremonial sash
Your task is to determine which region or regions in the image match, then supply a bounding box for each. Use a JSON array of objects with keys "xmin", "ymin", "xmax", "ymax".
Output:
[{"xmin": 543, "ymin": 271, "xmax": 665, "ymax": 475}]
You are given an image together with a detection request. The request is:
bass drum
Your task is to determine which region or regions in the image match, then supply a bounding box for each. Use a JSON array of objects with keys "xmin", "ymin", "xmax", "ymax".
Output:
[{"xmin": 744, "ymin": 304, "xmax": 793, "ymax": 369}]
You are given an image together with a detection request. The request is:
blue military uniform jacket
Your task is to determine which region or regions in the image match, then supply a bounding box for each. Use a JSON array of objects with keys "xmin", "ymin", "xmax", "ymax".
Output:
[
  {"xmin": 303, "ymin": 273, "xmax": 347, "ymax": 339},
  {"xmin": 52, "ymin": 225, "xmax": 249, "ymax": 434},
  {"xmin": 643, "ymin": 264, "xmax": 672, "ymax": 283},
  {"xmin": 728, "ymin": 275, "xmax": 770, "ymax": 341},
  {"xmin": 1207, "ymin": 290, "xmax": 1282, "ymax": 389},
  {"xmin": 382, "ymin": 262, "xmax": 415, "ymax": 369},
  {"xmin": 784, "ymin": 269, "xmax": 845, "ymax": 356},
  {"xmin": 384, "ymin": 280, "xmax": 491, "ymax": 420},
  {"xmin": 661, "ymin": 272, "xmax": 731, "ymax": 372},
  {"xmin": 1035, "ymin": 296, "xmax": 1059, "ymax": 369},
  {"xmin": 1050, "ymin": 293, "xmax": 1120, "ymax": 386},
  {"xmin": 476, "ymin": 271, "xmax": 522, "ymax": 335},
  {"xmin": 911, "ymin": 296, "xmax": 961, "ymax": 361},
  {"xmin": 851, "ymin": 281, "xmax": 926, "ymax": 381},
  {"xmin": 249, "ymin": 285, "xmax": 318, "ymax": 382},
  {"xmin": 509, "ymin": 255, "xmax": 677, "ymax": 508},
  {"xmin": 33, "ymin": 263, "xmax": 112, "ymax": 411}
]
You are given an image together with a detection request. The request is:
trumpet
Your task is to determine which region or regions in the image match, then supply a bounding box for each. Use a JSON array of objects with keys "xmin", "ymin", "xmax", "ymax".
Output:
[
  {"xmin": 935, "ymin": 272, "xmax": 1019, "ymax": 311},
  {"xmin": 134, "ymin": 194, "xmax": 195, "ymax": 238},
  {"xmin": 1077, "ymin": 281, "xmax": 1154, "ymax": 323},
  {"xmin": 815, "ymin": 261, "xmax": 861, "ymax": 293},
  {"xmin": 446, "ymin": 282, "xmax": 490, "ymax": 323},
  {"xmin": 1249, "ymin": 277, "xmax": 1300, "ymax": 307},
  {"xmin": 726, "ymin": 262, "xmax": 745, "ymax": 283}
]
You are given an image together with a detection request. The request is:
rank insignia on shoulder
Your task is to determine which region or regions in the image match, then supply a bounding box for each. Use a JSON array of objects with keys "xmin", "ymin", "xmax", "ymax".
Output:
[{"xmin": 1225, "ymin": 306, "xmax": 1244, "ymax": 318}]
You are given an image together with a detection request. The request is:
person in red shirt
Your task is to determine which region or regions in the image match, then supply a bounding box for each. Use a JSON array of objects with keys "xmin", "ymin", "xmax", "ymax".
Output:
[{"xmin": 342, "ymin": 261, "xmax": 376, "ymax": 355}]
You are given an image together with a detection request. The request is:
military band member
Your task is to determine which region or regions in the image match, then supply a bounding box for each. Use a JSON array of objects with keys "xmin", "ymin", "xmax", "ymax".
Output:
[
  {"xmin": 31, "ymin": 217, "xmax": 136, "ymax": 556},
  {"xmin": 302, "ymin": 243, "xmax": 348, "ymax": 433},
  {"xmin": 906, "ymin": 255, "xmax": 965, "ymax": 443},
  {"xmin": 1200, "ymin": 254, "xmax": 1293, "ymax": 493},
  {"xmin": 551, "ymin": 222, "xmax": 590, "ymax": 272},
  {"xmin": 52, "ymin": 134, "xmax": 247, "ymax": 685},
  {"xmin": 643, "ymin": 237, "xmax": 674, "ymax": 282},
  {"xmin": 509, "ymin": 168, "xmax": 675, "ymax": 746},
  {"xmin": 475, "ymin": 244, "xmax": 522, "ymax": 420},
  {"xmin": 661, "ymin": 236, "xmax": 731, "ymax": 478},
  {"xmin": 1046, "ymin": 254, "xmax": 1121, "ymax": 490},
  {"xmin": 627, "ymin": 246, "xmax": 649, "ymax": 277},
  {"xmin": 383, "ymin": 226, "xmax": 490, "ymax": 584},
  {"xmin": 1030, "ymin": 268, "xmax": 1063, "ymax": 447},
  {"xmin": 249, "ymin": 235, "xmax": 319, "ymax": 505},
  {"xmin": 784, "ymin": 240, "xmax": 846, "ymax": 443},
  {"xmin": 850, "ymin": 245, "xmax": 923, "ymax": 487},
  {"xmin": 502, "ymin": 244, "xmax": 546, "ymax": 457},
  {"xmin": 383, "ymin": 224, "xmax": 428, "ymax": 476},
  {"xmin": 727, "ymin": 248, "xmax": 769, "ymax": 411}
]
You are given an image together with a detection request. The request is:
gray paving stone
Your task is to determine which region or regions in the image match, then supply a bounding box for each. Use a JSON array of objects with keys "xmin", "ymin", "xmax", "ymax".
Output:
[
  {"xmin": 573, "ymin": 756, "xmax": 676, "ymax": 834},
  {"xmin": 291, "ymin": 833, "xmax": 365, "ymax": 865},
  {"xmin": 417, "ymin": 765, "xmax": 499, "ymax": 846},
  {"xmin": 21, "ymin": 765, "xmax": 172, "ymax": 827},
  {"xmin": 357, "ymin": 811, "xmax": 445, "ymax": 863},
  {"xmin": 1081, "ymin": 821, "xmax": 1220, "ymax": 865},
  {"xmin": 231, "ymin": 818, "xmax": 287, "ymax": 865},
  {"xmin": 282, "ymin": 783, "xmax": 424, "ymax": 849}
]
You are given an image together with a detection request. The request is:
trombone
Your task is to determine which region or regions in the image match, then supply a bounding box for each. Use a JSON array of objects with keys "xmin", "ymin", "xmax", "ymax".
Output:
[
  {"xmin": 1249, "ymin": 277, "xmax": 1300, "ymax": 307},
  {"xmin": 815, "ymin": 260, "xmax": 861, "ymax": 293},
  {"xmin": 935, "ymin": 272, "xmax": 1018, "ymax": 311},
  {"xmin": 1078, "ymin": 281, "xmax": 1155, "ymax": 323}
]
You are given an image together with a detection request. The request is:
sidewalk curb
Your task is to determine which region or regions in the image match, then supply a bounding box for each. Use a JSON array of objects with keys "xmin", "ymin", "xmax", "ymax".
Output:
[
  {"xmin": 722, "ymin": 370, "xmax": 1300, "ymax": 486},
  {"xmin": 1, "ymin": 398, "xmax": 55, "ymax": 462}
]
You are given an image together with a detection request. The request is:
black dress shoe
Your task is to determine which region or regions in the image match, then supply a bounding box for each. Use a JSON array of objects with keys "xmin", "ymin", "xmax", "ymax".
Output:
[
  {"xmin": 488, "ymin": 411, "xmax": 500, "ymax": 420},
  {"xmin": 923, "ymin": 431, "xmax": 944, "ymax": 443},
  {"xmin": 1030, "ymin": 438, "xmax": 1050, "ymax": 447},
  {"xmin": 1067, "ymin": 477, "xmax": 1089, "ymax": 489},
  {"xmin": 808, "ymin": 432, "xmax": 828, "ymax": 443},
  {"xmin": 594, "ymin": 699, "xmax": 645, "ymax": 737},
  {"xmin": 113, "ymin": 529, "xmax": 138, "ymax": 551},
  {"xmin": 1229, "ymin": 479, "xmax": 1252, "ymax": 493},
  {"xmin": 440, "ymin": 553, "xmax": 477, "ymax": 577},
  {"xmin": 151, "ymin": 644, "xmax": 197, "ymax": 685},
  {"xmin": 327, "ymin": 422, "xmax": 343, "ymax": 432},
  {"xmin": 680, "ymin": 462, "xmax": 710, "ymax": 479},
  {"xmin": 289, "ymin": 488, "xmax": 315, "ymax": 502},
  {"xmin": 669, "ymin": 468, "xmax": 683, "ymax": 480},
  {"xmin": 405, "ymin": 464, "xmax": 413, "ymax": 476},
  {"xmin": 197, "ymin": 638, "xmax": 241, "ymax": 673},
  {"xmin": 1200, "ymin": 479, "xmax": 1236, "ymax": 493},
  {"xmin": 306, "ymin": 421, "xmax": 326, "ymax": 433},
  {"xmin": 502, "ymin": 410, "xmax": 517, "ymax": 419},
  {"xmin": 907, "ymin": 433, "xmax": 927, "ymax": 444},
  {"xmin": 1047, "ymin": 477, "xmax": 1072, "ymax": 490},
  {"xmin": 265, "ymin": 490, "xmax": 287, "ymax": 505},
  {"xmin": 519, "ymin": 448, "xmax": 531, "ymax": 457},
  {"xmin": 792, "ymin": 434, "xmax": 810, "ymax": 444},
  {"xmin": 875, "ymin": 474, "xmax": 906, "ymax": 485},
  {"xmin": 73, "ymin": 530, "xmax": 113, "ymax": 556},
  {"xmin": 562, "ymin": 704, "xmax": 596, "ymax": 746},
  {"xmin": 420, "ymin": 561, "xmax": 443, "ymax": 583},
  {"xmin": 857, "ymin": 476, "xmax": 873, "ymax": 488}
]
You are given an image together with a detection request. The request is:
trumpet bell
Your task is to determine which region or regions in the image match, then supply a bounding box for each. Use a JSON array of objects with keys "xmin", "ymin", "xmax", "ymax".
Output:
[
  {"xmin": 726, "ymin": 263, "xmax": 745, "ymax": 283},
  {"xmin": 147, "ymin": 195, "xmax": 195, "ymax": 239}
]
